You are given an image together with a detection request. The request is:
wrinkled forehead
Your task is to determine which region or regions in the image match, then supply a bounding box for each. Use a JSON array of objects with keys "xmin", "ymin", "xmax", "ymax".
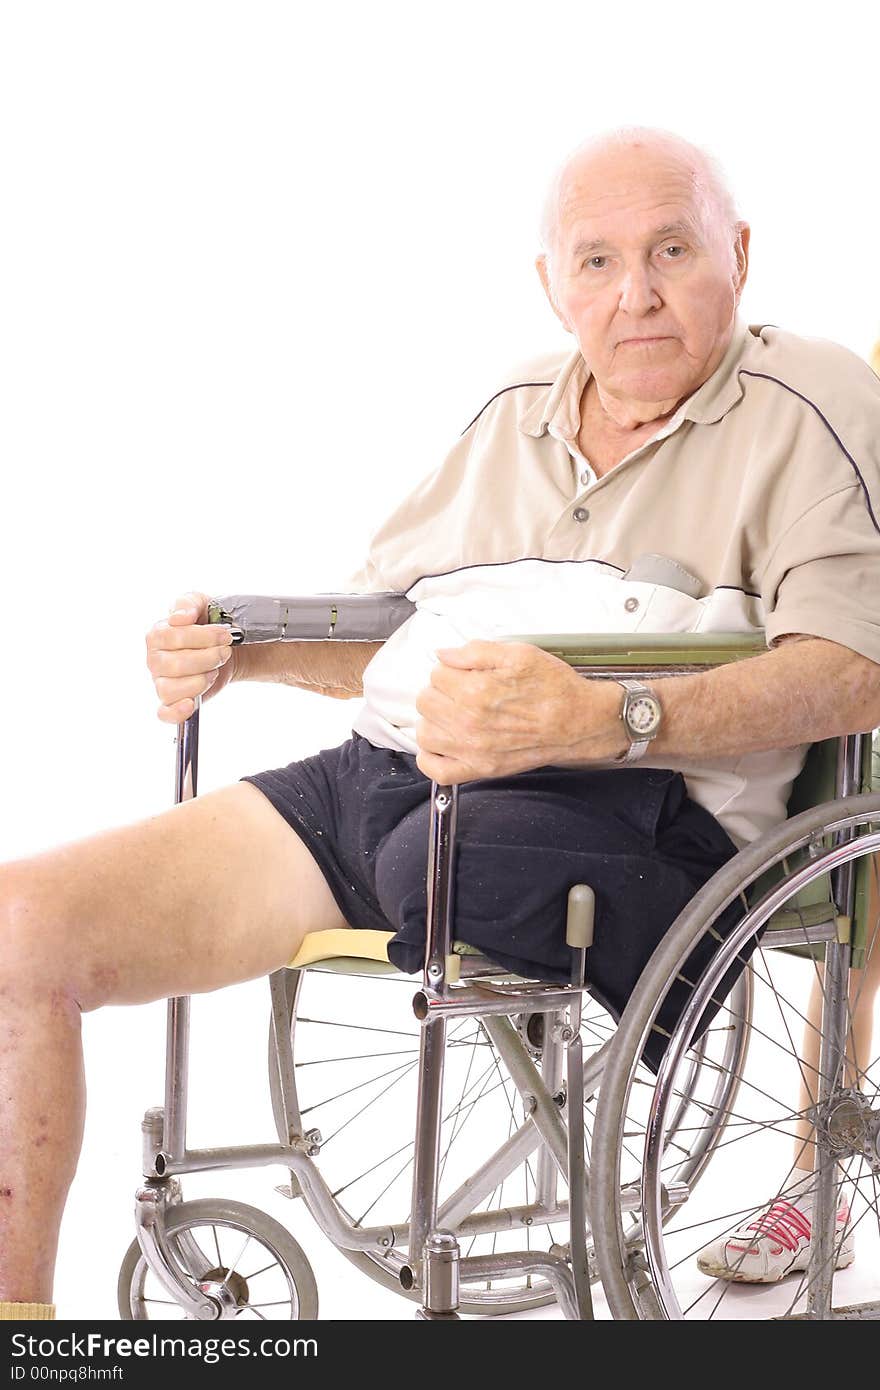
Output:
[{"xmin": 556, "ymin": 148, "xmax": 716, "ymax": 249}]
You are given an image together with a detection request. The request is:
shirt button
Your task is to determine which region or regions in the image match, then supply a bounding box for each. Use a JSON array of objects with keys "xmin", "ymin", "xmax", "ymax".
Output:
[
  {"xmin": 572, "ymin": 507, "xmax": 590, "ymax": 523},
  {"xmin": 624, "ymin": 597, "xmax": 640, "ymax": 613},
  {"xmin": 579, "ymin": 470, "xmax": 591, "ymax": 486}
]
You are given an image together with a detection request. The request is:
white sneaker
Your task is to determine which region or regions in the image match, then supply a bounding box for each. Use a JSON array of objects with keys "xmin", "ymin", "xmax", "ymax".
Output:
[{"xmin": 696, "ymin": 1179, "xmax": 854, "ymax": 1283}]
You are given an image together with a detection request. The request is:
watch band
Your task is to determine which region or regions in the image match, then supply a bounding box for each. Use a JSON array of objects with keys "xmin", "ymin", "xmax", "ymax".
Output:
[
  {"xmin": 616, "ymin": 679, "xmax": 660, "ymax": 764},
  {"xmin": 618, "ymin": 738, "xmax": 648, "ymax": 764}
]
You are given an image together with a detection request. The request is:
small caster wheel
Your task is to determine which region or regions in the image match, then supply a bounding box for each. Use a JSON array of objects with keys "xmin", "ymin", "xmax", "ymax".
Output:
[{"xmin": 118, "ymin": 1198, "xmax": 318, "ymax": 1320}]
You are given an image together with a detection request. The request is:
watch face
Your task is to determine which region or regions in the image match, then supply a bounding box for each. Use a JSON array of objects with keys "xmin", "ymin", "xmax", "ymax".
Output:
[{"xmin": 626, "ymin": 694, "xmax": 662, "ymax": 737}]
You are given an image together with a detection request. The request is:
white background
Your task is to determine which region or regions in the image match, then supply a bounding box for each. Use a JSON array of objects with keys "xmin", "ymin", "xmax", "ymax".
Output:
[{"xmin": 2, "ymin": 0, "xmax": 879, "ymax": 1320}]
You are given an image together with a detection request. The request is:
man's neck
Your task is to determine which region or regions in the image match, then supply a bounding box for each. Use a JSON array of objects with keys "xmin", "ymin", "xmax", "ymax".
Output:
[
  {"xmin": 586, "ymin": 376, "xmax": 682, "ymax": 433},
  {"xmin": 576, "ymin": 377, "xmax": 680, "ymax": 473}
]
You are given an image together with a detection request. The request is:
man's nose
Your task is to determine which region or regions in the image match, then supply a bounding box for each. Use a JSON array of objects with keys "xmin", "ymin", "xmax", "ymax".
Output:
[{"xmin": 618, "ymin": 263, "xmax": 662, "ymax": 316}]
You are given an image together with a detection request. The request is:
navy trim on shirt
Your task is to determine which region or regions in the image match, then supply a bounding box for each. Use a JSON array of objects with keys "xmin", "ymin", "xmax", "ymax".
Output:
[
  {"xmin": 739, "ymin": 370, "xmax": 880, "ymax": 535},
  {"xmin": 461, "ymin": 382, "xmax": 553, "ymax": 436},
  {"xmin": 405, "ymin": 554, "xmax": 627, "ymax": 591}
]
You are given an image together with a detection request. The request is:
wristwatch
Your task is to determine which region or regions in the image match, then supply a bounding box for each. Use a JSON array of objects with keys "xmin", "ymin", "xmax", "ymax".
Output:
[{"xmin": 616, "ymin": 679, "xmax": 662, "ymax": 763}]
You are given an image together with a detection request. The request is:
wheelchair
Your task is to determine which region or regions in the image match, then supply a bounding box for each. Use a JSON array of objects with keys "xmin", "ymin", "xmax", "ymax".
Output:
[{"xmin": 117, "ymin": 593, "xmax": 880, "ymax": 1321}]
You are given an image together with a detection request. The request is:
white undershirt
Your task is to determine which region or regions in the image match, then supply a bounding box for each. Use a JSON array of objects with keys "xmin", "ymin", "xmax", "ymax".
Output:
[{"xmin": 549, "ymin": 401, "xmax": 690, "ymax": 497}]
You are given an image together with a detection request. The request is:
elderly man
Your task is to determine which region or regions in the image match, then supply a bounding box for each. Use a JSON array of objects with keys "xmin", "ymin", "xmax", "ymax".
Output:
[{"xmin": 2, "ymin": 128, "xmax": 880, "ymax": 1319}]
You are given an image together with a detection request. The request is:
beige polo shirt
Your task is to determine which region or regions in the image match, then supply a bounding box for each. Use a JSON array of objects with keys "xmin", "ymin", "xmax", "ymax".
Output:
[{"xmin": 348, "ymin": 320, "xmax": 880, "ymax": 846}]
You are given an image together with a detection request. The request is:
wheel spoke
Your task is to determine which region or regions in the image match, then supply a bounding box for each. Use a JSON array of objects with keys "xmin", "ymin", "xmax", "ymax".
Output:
[
  {"xmin": 301, "ymin": 1055, "xmax": 422, "ymax": 1119},
  {"xmin": 438, "ymin": 1024, "xmax": 488, "ymax": 1189},
  {"xmin": 297, "ymin": 1016, "xmax": 420, "ymax": 1039},
  {"xmin": 241, "ymin": 1260, "xmax": 283, "ymax": 1281},
  {"xmin": 296, "ymin": 1047, "xmax": 422, "ymax": 1067},
  {"xmin": 658, "ymin": 1103, "xmax": 819, "ymax": 1175},
  {"xmin": 222, "ymin": 1234, "xmax": 251, "ymax": 1287},
  {"xmin": 350, "ymin": 1055, "xmax": 504, "ymax": 1224}
]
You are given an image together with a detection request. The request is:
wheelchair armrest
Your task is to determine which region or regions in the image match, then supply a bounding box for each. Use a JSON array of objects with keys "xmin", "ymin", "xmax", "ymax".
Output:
[
  {"xmin": 207, "ymin": 596, "xmax": 767, "ymax": 671},
  {"xmin": 207, "ymin": 593, "xmax": 415, "ymax": 643},
  {"xmin": 506, "ymin": 631, "xmax": 768, "ymax": 674}
]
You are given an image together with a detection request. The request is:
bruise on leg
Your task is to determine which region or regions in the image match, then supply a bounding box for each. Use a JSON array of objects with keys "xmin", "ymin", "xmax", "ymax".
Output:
[{"xmin": 76, "ymin": 963, "xmax": 121, "ymax": 1013}]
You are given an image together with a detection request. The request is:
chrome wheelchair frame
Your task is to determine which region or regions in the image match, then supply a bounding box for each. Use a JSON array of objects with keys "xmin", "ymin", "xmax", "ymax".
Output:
[{"xmin": 119, "ymin": 595, "xmax": 880, "ymax": 1321}]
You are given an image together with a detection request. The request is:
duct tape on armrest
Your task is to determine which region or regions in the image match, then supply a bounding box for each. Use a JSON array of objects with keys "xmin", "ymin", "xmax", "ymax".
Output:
[{"xmin": 207, "ymin": 593, "xmax": 415, "ymax": 643}]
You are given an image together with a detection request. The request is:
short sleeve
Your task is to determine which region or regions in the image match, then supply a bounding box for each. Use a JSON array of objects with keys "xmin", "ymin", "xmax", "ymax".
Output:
[
  {"xmin": 761, "ymin": 483, "xmax": 880, "ymax": 663},
  {"xmin": 341, "ymin": 428, "xmax": 480, "ymax": 596}
]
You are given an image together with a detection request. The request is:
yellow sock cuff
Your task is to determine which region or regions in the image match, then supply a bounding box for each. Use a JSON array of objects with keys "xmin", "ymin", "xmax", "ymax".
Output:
[{"xmin": 0, "ymin": 1302, "xmax": 56, "ymax": 1320}]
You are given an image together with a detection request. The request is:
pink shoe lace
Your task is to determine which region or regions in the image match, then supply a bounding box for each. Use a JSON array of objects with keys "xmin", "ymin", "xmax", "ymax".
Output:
[{"xmin": 746, "ymin": 1199, "xmax": 812, "ymax": 1254}]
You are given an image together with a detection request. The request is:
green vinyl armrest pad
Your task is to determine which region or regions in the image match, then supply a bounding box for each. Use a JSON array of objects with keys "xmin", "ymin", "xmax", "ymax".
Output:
[{"xmin": 504, "ymin": 631, "xmax": 768, "ymax": 667}]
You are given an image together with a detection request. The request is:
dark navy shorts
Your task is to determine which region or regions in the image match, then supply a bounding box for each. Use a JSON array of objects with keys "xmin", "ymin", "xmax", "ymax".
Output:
[{"xmin": 243, "ymin": 734, "xmax": 740, "ymax": 1064}]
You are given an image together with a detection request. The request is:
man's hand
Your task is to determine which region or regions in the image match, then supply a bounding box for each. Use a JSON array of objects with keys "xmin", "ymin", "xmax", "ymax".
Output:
[
  {"xmin": 415, "ymin": 633, "xmax": 880, "ymax": 786},
  {"xmin": 145, "ymin": 591, "xmax": 237, "ymax": 724},
  {"xmin": 414, "ymin": 640, "xmax": 624, "ymax": 783}
]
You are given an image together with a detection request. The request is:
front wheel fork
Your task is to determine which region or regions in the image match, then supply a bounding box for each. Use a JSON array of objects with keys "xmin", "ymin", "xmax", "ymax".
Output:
[{"xmin": 133, "ymin": 1182, "xmax": 221, "ymax": 1321}]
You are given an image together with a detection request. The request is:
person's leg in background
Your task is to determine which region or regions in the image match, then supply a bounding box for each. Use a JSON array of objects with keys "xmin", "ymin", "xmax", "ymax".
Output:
[
  {"xmin": 697, "ymin": 852, "xmax": 880, "ymax": 1281},
  {"xmin": 793, "ymin": 852, "xmax": 880, "ymax": 1160}
]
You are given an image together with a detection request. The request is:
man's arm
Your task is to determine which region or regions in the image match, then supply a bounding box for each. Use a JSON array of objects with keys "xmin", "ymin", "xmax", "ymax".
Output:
[
  {"xmin": 413, "ymin": 635, "xmax": 880, "ymax": 784},
  {"xmin": 146, "ymin": 591, "xmax": 381, "ymax": 724},
  {"xmin": 230, "ymin": 639, "xmax": 382, "ymax": 700}
]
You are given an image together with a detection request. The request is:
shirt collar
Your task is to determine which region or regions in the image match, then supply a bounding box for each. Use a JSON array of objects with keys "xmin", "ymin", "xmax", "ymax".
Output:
[{"xmin": 519, "ymin": 317, "xmax": 751, "ymax": 440}]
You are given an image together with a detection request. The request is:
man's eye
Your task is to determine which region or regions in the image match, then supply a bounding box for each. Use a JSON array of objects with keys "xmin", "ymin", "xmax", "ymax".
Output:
[
  {"xmin": 662, "ymin": 245, "xmax": 686, "ymax": 259},
  {"xmin": 587, "ymin": 256, "xmax": 607, "ymax": 270}
]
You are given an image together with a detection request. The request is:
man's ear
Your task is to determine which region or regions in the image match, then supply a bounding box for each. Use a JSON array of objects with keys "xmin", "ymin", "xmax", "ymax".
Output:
[
  {"xmin": 732, "ymin": 222, "xmax": 750, "ymax": 306},
  {"xmin": 536, "ymin": 254, "xmax": 572, "ymax": 332}
]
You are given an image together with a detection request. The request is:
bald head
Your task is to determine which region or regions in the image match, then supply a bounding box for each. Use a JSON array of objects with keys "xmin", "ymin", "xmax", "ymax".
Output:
[
  {"xmin": 540, "ymin": 128, "xmax": 739, "ymax": 273},
  {"xmin": 534, "ymin": 126, "xmax": 750, "ymax": 428}
]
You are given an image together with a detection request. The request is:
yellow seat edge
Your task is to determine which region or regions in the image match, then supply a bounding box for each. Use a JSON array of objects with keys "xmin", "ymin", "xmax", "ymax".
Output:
[
  {"xmin": 287, "ymin": 929, "xmax": 489, "ymax": 971},
  {"xmin": 287, "ymin": 928, "xmax": 395, "ymax": 970}
]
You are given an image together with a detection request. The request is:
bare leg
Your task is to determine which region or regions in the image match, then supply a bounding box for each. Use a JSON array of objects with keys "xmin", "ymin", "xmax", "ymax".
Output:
[
  {"xmin": 0, "ymin": 782, "xmax": 347, "ymax": 1302},
  {"xmin": 794, "ymin": 855, "xmax": 880, "ymax": 1164}
]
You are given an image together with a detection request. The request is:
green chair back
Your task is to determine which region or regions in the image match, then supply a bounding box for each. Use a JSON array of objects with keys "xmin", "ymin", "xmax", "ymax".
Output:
[{"xmin": 762, "ymin": 735, "xmax": 874, "ymax": 964}]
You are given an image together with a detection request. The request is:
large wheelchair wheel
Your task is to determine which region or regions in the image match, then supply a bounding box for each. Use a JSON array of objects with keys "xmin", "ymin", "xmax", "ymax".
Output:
[
  {"xmin": 592, "ymin": 795, "xmax": 880, "ymax": 1320},
  {"xmin": 268, "ymin": 954, "xmax": 749, "ymax": 1315},
  {"xmin": 118, "ymin": 1198, "xmax": 318, "ymax": 1320}
]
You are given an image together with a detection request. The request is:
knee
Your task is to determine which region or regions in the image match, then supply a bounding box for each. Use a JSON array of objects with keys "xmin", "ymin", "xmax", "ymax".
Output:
[{"xmin": 0, "ymin": 863, "xmax": 81, "ymax": 1008}]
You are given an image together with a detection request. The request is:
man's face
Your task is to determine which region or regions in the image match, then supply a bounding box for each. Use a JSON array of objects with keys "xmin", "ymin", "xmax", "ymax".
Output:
[{"xmin": 538, "ymin": 144, "xmax": 749, "ymax": 411}]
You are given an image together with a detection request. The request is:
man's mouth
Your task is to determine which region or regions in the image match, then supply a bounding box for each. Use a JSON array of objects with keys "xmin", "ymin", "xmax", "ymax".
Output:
[{"xmin": 618, "ymin": 335, "xmax": 674, "ymax": 345}]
